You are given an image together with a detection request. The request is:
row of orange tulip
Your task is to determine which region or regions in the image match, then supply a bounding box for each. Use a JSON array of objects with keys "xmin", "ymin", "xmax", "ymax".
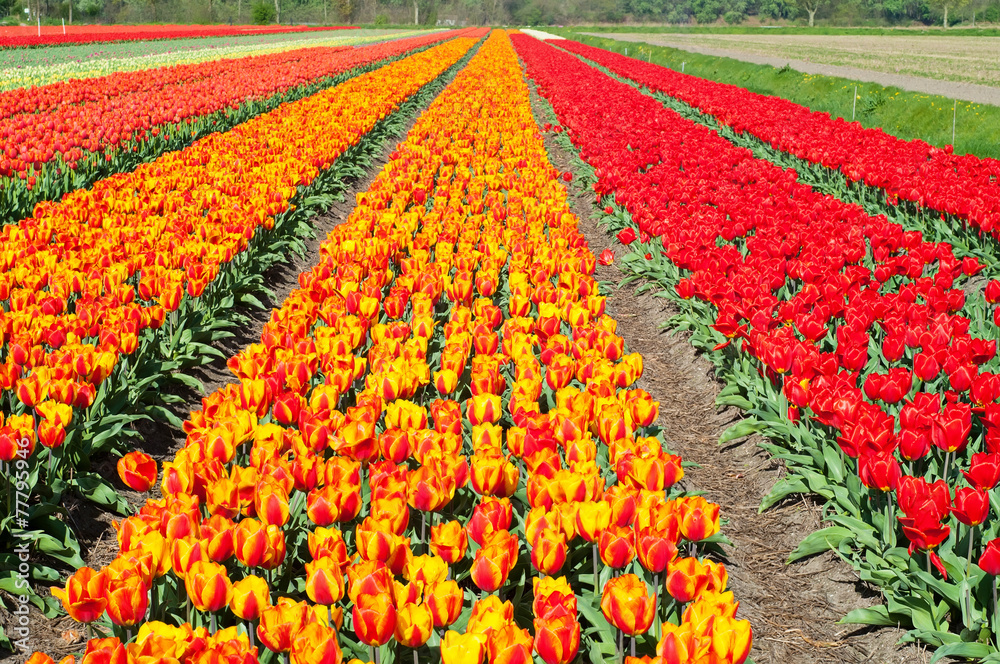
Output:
[
  {"xmin": 32, "ymin": 30, "xmax": 750, "ymax": 664},
  {"xmin": 0, "ymin": 35, "xmax": 482, "ymax": 468}
]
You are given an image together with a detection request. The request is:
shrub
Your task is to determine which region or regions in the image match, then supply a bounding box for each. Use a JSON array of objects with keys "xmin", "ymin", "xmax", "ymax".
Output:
[{"xmin": 251, "ymin": 1, "xmax": 276, "ymax": 24}]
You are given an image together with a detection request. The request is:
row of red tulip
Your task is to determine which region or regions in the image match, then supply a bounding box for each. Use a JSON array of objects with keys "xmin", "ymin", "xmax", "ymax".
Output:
[
  {"xmin": 33, "ymin": 30, "xmax": 750, "ymax": 664},
  {"xmin": 0, "ymin": 35, "xmax": 481, "ymax": 468},
  {"xmin": 0, "ymin": 33, "xmax": 460, "ymax": 197},
  {"xmin": 0, "ymin": 25, "xmax": 355, "ymax": 50},
  {"xmin": 513, "ymin": 33, "xmax": 1000, "ymax": 653},
  {"xmin": 552, "ymin": 39, "xmax": 1000, "ymax": 240}
]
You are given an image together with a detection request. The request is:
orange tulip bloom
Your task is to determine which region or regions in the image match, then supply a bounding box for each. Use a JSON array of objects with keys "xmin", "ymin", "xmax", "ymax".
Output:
[
  {"xmin": 80, "ymin": 637, "xmax": 127, "ymax": 664},
  {"xmin": 258, "ymin": 597, "xmax": 309, "ymax": 653},
  {"xmin": 666, "ymin": 557, "xmax": 727, "ymax": 603},
  {"xmin": 51, "ymin": 567, "xmax": 107, "ymax": 624},
  {"xmin": 533, "ymin": 605, "xmax": 581, "ymax": 664},
  {"xmin": 346, "ymin": 559, "xmax": 394, "ymax": 604},
  {"xmin": 105, "ymin": 575, "xmax": 148, "ymax": 627},
  {"xmin": 407, "ymin": 465, "xmax": 453, "ymax": 512},
  {"xmin": 116, "ymin": 451, "xmax": 158, "ymax": 492},
  {"xmin": 531, "ymin": 528, "xmax": 568, "ymax": 576},
  {"xmin": 598, "ymin": 524, "xmax": 636, "ymax": 568},
  {"xmin": 255, "ymin": 478, "xmax": 290, "ymax": 528},
  {"xmin": 394, "ymin": 601, "xmax": 433, "ymax": 648},
  {"xmin": 575, "ymin": 500, "xmax": 612, "ymax": 543},
  {"xmin": 405, "ymin": 554, "xmax": 448, "ymax": 586},
  {"xmin": 290, "ymin": 623, "xmax": 343, "ymax": 664},
  {"xmin": 533, "ymin": 575, "xmax": 577, "ymax": 619},
  {"xmin": 230, "ymin": 575, "xmax": 271, "ymax": 621},
  {"xmin": 352, "ymin": 592, "xmax": 396, "ymax": 647},
  {"xmin": 430, "ymin": 520, "xmax": 469, "ymax": 564},
  {"xmin": 677, "ymin": 496, "xmax": 721, "ymax": 542},
  {"xmin": 488, "ymin": 624, "xmax": 535, "ymax": 664},
  {"xmin": 601, "ymin": 574, "xmax": 656, "ymax": 636},
  {"xmin": 440, "ymin": 631, "xmax": 487, "ymax": 664},
  {"xmin": 306, "ymin": 556, "xmax": 345, "ymax": 605},
  {"xmin": 184, "ymin": 560, "xmax": 233, "ymax": 613},
  {"xmin": 470, "ymin": 453, "xmax": 520, "ymax": 497},
  {"xmin": 425, "ymin": 579, "xmax": 464, "ymax": 628},
  {"xmin": 470, "ymin": 536, "xmax": 514, "ymax": 593},
  {"xmin": 636, "ymin": 525, "xmax": 679, "ymax": 574}
]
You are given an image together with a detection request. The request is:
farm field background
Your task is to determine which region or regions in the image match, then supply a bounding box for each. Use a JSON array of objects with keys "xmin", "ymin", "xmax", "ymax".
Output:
[
  {"xmin": 579, "ymin": 32, "xmax": 1000, "ymax": 87},
  {"xmin": 3, "ymin": 19, "xmax": 1000, "ymax": 664}
]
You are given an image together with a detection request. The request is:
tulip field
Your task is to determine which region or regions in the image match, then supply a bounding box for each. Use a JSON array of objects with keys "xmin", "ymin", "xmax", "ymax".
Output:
[
  {"xmin": 5, "ymin": 19, "xmax": 1000, "ymax": 664},
  {"xmin": 0, "ymin": 25, "xmax": 355, "ymax": 50}
]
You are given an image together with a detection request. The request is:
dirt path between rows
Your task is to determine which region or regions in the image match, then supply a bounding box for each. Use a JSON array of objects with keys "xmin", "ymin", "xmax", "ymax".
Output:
[
  {"xmin": 583, "ymin": 32, "xmax": 1000, "ymax": 107},
  {"xmin": 525, "ymin": 79, "xmax": 935, "ymax": 663}
]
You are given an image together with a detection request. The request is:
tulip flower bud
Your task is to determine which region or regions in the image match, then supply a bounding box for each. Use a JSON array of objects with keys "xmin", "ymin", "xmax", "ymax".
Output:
[
  {"xmin": 184, "ymin": 560, "xmax": 232, "ymax": 613},
  {"xmin": 430, "ymin": 520, "xmax": 469, "ymax": 564},
  {"xmin": 117, "ymin": 451, "xmax": 157, "ymax": 492},
  {"xmin": 441, "ymin": 631, "xmax": 486, "ymax": 664},
  {"xmin": 352, "ymin": 592, "xmax": 396, "ymax": 647},
  {"xmin": 425, "ymin": 580, "xmax": 464, "ymax": 628},
  {"xmin": 290, "ymin": 623, "xmax": 343, "ymax": 664},
  {"xmin": 533, "ymin": 605, "xmax": 581, "ymax": 664},
  {"xmin": 51, "ymin": 567, "xmax": 107, "ymax": 624},
  {"xmin": 105, "ymin": 575, "xmax": 148, "ymax": 627},
  {"xmin": 601, "ymin": 574, "xmax": 656, "ymax": 636},
  {"xmin": 230, "ymin": 575, "xmax": 271, "ymax": 621},
  {"xmin": 306, "ymin": 556, "xmax": 346, "ymax": 605},
  {"xmin": 394, "ymin": 602, "xmax": 433, "ymax": 648},
  {"xmin": 598, "ymin": 524, "xmax": 636, "ymax": 569},
  {"xmin": 258, "ymin": 597, "xmax": 309, "ymax": 653},
  {"xmin": 531, "ymin": 528, "xmax": 568, "ymax": 576}
]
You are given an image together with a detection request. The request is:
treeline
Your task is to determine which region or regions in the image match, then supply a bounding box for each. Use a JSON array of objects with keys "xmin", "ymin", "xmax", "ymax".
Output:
[{"xmin": 2, "ymin": 0, "xmax": 998, "ymax": 29}]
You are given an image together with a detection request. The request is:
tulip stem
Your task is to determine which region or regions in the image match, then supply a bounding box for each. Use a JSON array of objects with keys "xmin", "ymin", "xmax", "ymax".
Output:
[
  {"xmin": 631, "ymin": 636, "xmax": 636, "ymax": 658},
  {"xmin": 592, "ymin": 544, "xmax": 600, "ymax": 600},
  {"xmin": 967, "ymin": 526, "xmax": 976, "ymax": 572},
  {"xmin": 653, "ymin": 573, "xmax": 661, "ymax": 641},
  {"xmin": 943, "ymin": 451, "xmax": 951, "ymax": 481},
  {"xmin": 422, "ymin": 512, "xmax": 427, "ymax": 555},
  {"xmin": 211, "ymin": 612, "xmax": 217, "ymax": 634},
  {"xmin": 618, "ymin": 629, "xmax": 623, "ymax": 664},
  {"xmin": 413, "ymin": 649, "xmax": 419, "ymax": 664},
  {"xmin": 992, "ymin": 577, "xmax": 998, "ymax": 640},
  {"xmin": 248, "ymin": 623, "xmax": 255, "ymax": 650}
]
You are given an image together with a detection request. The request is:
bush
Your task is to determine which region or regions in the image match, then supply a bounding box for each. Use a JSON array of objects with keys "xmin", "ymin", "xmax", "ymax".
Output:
[
  {"xmin": 374, "ymin": 12, "xmax": 389, "ymax": 24},
  {"xmin": 251, "ymin": 1, "xmax": 276, "ymax": 24}
]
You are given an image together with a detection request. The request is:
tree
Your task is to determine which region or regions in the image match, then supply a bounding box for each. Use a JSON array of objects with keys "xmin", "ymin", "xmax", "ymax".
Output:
[
  {"xmin": 800, "ymin": 0, "xmax": 824, "ymax": 24},
  {"xmin": 929, "ymin": 0, "xmax": 970, "ymax": 26}
]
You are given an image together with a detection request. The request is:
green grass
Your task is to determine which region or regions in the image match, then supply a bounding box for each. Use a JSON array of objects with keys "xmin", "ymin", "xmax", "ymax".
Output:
[
  {"xmin": 552, "ymin": 30, "xmax": 1000, "ymax": 160},
  {"xmin": 566, "ymin": 25, "xmax": 1000, "ymax": 36}
]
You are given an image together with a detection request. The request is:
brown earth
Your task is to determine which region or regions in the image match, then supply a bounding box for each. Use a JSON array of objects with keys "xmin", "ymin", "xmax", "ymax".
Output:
[{"xmin": 525, "ymin": 76, "xmax": 935, "ymax": 663}]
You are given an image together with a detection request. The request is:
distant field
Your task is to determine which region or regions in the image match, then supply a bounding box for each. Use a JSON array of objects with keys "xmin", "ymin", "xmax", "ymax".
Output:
[{"xmin": 589, "ymin": 32, "xmax": 1000, "ymax": 87}]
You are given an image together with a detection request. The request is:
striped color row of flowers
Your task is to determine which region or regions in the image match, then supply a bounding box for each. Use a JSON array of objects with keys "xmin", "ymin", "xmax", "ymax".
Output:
[
  {"xmin": 0, "ymin": 31, "xmax": 429, "ymax": 92},
  {"xmin": 0, "ymin": 34, "xmax": 480, "ymax": 470},
  {"xmin": 0, "ymin": 24, "xmax": 355, "ymax": 50},
  {"xmin": 552, "ymin": 39, "xmax": 1000, "ymax": 241},
  {"xmin": 31, "ymin": 29, "xmax": 750, "ymax": 664},
  {"xmin": 513, "ymin": 32, "xmax": 1000, "ymax": 659},
  {"xmin": 0, "ymin": 30, "xmax": 462, "ymax": 215}
]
